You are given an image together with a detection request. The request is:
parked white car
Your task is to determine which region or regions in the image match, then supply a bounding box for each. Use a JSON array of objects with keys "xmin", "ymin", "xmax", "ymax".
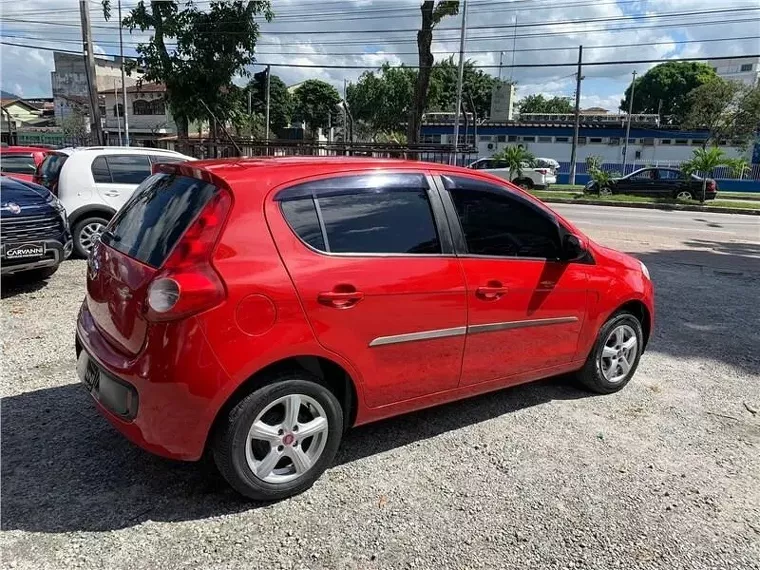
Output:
[
  {"xmin": 35, "ymin": 147, "xmax": 194, "ymax": 256},
  {"xmin": 467, "ymin": 157, "xmax": 557, "ymax": 190}
]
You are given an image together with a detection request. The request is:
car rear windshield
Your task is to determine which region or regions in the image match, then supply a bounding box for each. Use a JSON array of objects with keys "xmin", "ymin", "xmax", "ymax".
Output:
[
  {"xmin": 104, "ymin": 173, "xmax": 218, "ymax": 268},
  {"xmin": 38, "ymin": 153, "xmax": 68, "ymax": 184}
]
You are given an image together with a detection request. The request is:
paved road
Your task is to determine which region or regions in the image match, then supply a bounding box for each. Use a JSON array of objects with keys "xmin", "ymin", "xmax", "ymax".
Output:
[{"xmin": 552, "ymin": 204, "xmax": 760, "ymax": 272}]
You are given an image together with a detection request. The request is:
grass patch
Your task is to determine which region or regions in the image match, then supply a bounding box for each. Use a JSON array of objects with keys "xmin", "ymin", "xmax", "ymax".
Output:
[
  {"xmin": 529, "ymin": 190, "xmax": 759, "ymax": 211},
  {"xmin": 549, "ymin": 184, "xmax": 585, "ymax": 191}
]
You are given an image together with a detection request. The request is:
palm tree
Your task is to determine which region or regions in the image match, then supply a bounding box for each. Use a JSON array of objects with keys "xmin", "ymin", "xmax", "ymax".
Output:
[
  {"xmin": 493, "ymin": 145, "xmax": 535, "ymax": 182},
  {"xmin": 681, "ymin": 147, "xmax": 727, "ymax": 204},
  {"xmin": 726, "ymin": 157, "xmax": 751, "ymax": 180}
]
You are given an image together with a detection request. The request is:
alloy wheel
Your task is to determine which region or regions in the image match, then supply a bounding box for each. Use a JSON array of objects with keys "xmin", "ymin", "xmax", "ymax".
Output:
[
  {"xmin": 245, "ymin": 394, "xmax": 329, "ymax": 484},
  {"xmin": 79, "ymin": 221, "xmax": 106, "ymax": 252},
  {"xmin": 676, "ymin": 190, "xmax": 693, "ymax": 200},
  {"xmin": 600, "ymin": 324, "xmax": 638, "ymax": 384}
]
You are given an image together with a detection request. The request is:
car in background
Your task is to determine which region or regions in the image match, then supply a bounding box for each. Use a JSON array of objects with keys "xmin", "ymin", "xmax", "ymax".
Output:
[
  {"xmin": 584, "ymin": 167, "xmax": 718, "ymax": 200},
  {"xmin": 34, "ymin": 146, "xmax": 193, "ymax": 256},
  {"xmin": 468, "ymin": 157, "xmax": 557, "ymax": 189},
  {"xmin": 534, "ymin": 157, "xmax": 560, "ymax": 175},
  {"xmin": 0, "ymin": 146, "xmax": 51, "ymax": 183},
  {"xmin": 76, "ymin": 157, "xmax": 653, "ymax": 501},
  {"xmin": 1, "ymin": 175, "xmax": 71, "ymax": 280}
]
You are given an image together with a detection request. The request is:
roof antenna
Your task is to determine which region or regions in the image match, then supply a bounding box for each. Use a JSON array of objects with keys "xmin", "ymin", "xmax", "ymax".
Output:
[{"xmin": 199, "ymin": 98, "xmax": 243, "ymax": 157}]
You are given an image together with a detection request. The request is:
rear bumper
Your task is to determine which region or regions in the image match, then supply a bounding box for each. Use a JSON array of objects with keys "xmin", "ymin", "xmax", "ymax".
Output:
[
  {"xmin": 1, "ymin": 238, "xmax": 72, "ymax": 275},
  {"xmin": 75, "ymin": 300, "xmax": 231, "ymax": 461}
]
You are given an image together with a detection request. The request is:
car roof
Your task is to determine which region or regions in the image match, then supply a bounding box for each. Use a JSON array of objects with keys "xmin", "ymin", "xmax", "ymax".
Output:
[
  {"xmin": 0, "ymin": 145, "xmax": 51, "ymax": 153},
  {"xmin": 55, "ymin": 146, "xmax": 188, "ymax": 157}
]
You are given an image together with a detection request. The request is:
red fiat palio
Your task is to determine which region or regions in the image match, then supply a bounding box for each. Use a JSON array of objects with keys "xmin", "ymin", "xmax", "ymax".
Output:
[{"xmin": 76, "ymin": 157, "xmax": 654, "ymax": 500}]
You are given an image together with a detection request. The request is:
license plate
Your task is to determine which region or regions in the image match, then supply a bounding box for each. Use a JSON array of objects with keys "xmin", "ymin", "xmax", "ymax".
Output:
[
  {"xmin": 76, "ymin": 351, "xmax": 100, "ymax": 392},
  {"xmin": 5, "ymin": 243, "xmax": 45, "ymax": 259}
]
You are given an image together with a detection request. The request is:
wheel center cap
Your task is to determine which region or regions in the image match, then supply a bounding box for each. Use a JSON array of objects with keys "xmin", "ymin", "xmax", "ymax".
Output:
[{"xmin": 282, "ymin": 433, "xmax": 295, "ymax": 446}]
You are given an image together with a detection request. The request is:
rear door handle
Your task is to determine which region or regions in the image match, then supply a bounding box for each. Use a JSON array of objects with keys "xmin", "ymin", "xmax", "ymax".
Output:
[
  {"xmin": 476, "ymin": 281, "xmax": 508, "ymax": 300},
  {"xmin": 318, "ymin": 290, "xmax": 364, "ymax": 308}
]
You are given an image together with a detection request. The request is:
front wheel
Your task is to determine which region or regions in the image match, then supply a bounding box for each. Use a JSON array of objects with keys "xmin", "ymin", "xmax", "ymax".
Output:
[
  {"xmin": 576, "ymin": 311, "xmax": 644, "ymax": 394},
  {"xmin": 675, "ymin": 190, "xmax": 694, "ymax": 201},
  {"xmin": 599, "ymin": 186, "xmax": 613, "ymax": 196},
  {"xmin": 72, "ymin": 216, "xmax": 110, "ymax": 258},
  {"xmin": 212, "ymin": 373, "xmax": 344, "ymax": 501}
]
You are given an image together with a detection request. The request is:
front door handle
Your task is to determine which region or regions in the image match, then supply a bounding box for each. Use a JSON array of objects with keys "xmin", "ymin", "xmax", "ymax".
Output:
[
  {"xmin": 476, "ymin": 281, "xmax": 508, "ymax": 300},
  {"xmin": 318, "ymin": 289, "xmax": 364, "ymax": 308}
]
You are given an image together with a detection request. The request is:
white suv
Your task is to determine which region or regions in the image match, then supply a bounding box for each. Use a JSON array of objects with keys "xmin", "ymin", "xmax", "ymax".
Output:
[
  {"xmin": 35, "ymin": 147, "xmax": 193, "ymax": 256},
  {"xmin": 468, "ymin": 157, "xmax": 557, "ymax": 190}
]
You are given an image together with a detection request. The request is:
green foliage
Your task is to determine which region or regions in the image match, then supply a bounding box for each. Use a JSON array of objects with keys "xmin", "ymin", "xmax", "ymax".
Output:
[
  {"xmin": 493, "ymin": 145, "xmax": 535, "ymax": 179},
  {"xmin": 619, "ymin": 61, "xmax": 717, "ymax": 122},
  {"xmin": 347, "ymin": 64, "xmax": 417, "ymax": 135},
  {"xmin": 60, "ymin": 108, "xmax": 89, "ymax": 145},
  {"xmin": 585, "ymin": 156, "xmax": 619, "ymax": 188},
  {"xmin": 518, "ymin": 94, "xmax": 574, "ymax": 114},
  {"xmin": 725, "ymin": 157, "xmax": 751, "ymax": 180},
  {"xmin": 682, "ymin": 79, "xmax": 760, "ymax": 150},
  {"xmin": 247, "ymin": 71, "xmax": 292, "ymax": 132},
  {"xmin": 681, "ymin": 147, "xmax": 729, "ymax": 203},
  {"xmin": 293, "ymin": 80, "xmax": 342, "ymax": 135},
  {"xmin": 101, "ymin": 1, "xmax": 273, "ymax": 137},
  {"xmin": 429, "ymin": 57, "xmax": 502, "ymax": 118}
]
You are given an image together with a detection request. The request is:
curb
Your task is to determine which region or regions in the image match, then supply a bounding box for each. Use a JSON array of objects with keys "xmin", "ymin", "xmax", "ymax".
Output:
[{"xmin": 538, "ymin": 197, "xmax": 760, "ymax": 216}]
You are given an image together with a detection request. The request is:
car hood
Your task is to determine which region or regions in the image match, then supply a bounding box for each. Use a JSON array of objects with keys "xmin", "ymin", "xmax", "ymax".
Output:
[
  {"xmin": 591, "ymin": 242, "xmax": 641, "ymax": 272},
  {"xmin": 1, "ymin": 179, "xmax": 51, "ymax": 206}
]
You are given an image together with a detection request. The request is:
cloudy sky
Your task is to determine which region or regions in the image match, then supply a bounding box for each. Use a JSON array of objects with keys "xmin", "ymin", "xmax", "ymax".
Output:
[{"xmin": 1, "ymin": 0, "xmax": 759, "ymax": 111}]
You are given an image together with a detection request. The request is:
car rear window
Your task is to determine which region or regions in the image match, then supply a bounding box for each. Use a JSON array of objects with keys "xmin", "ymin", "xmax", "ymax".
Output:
[
  {"xmin": 38, "ymin": 152, "xmax": 68, "ymax": 184},
  {"xmin": 0, "ymin": 154, "xmax": 36, "ymax": 175},
  {"xmin": 104, "ymin": 173, "xmax": 218, "ymax": 268}
]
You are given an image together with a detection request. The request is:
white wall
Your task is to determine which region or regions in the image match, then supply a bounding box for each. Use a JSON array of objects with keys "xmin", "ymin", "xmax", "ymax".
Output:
[
  {"xmin": 102, "ymin": 91, "xmax": 175, "ymax": 134},
  {"xmin": 711, "ymin": 57, "xmax": 760, "ymax": 87}
]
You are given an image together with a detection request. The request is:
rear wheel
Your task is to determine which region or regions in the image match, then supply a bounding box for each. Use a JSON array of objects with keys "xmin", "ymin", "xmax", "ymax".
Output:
[
  {"xmin": 515, "ymin": 178, "xmax": 534, "ymax": 190},
  {"xmin": 675, "ymin": 190, "xmax": 693, "ymax": 201},
  {"xmin": 72, "ymin": 216, "xmax": 109, "ymax": 257},
  {"xmin": 212, "ymin": 372, "xmax": 343, "ymax": 501},
  {"xmin": 576, "ymin": 311, "xmax": 644, "ymax": 394}
]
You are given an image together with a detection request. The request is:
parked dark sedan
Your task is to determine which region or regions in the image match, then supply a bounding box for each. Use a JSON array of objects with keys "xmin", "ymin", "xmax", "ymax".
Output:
[
  {"xmin": 1, "ymin": 175, "xmax": 72, "ymax": 280},
  {"xmin": 585, "ymin": 167, "xmax": 718, "ymax": 200}
]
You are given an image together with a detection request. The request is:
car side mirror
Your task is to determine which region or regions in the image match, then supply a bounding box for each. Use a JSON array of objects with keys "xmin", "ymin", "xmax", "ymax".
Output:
[{"xmin": 562, "ymin": 234, "xmax": 586, "ymax": 261}]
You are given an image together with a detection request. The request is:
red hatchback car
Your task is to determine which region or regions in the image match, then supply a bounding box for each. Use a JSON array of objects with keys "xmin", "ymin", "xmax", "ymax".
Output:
[
  {"xmin": 76, "ymin": 158, "xmax": 654, "ymax": 500},
  {"xmin": 0, "ymin": 145, "xmax": 51, "ymax": 182}
]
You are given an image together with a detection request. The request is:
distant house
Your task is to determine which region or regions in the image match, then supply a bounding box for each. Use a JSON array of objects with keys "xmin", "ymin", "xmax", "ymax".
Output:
[
  {"xmin": 1, "ymin": 98, "xmax": 47, "ymax": 144},
  {"xmin": 99, "ymin": 82, "xmax": 174, "ymax": 146}
]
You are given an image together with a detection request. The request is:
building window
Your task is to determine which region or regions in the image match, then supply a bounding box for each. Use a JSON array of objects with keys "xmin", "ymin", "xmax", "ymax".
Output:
[
  {"xmin": 554, "ymin": 136, "xmax": 569, "ymax": 143},
  {"xmin": 589, "ymin": 137, "xmax": 603, "ymax": 143},
  {"xmin": 635, "ymin": 150, "xmax": 642, "ymax": 159},
  {"xmin": 507, "ymin": 135, "xmax": 517, "ymax": 142},
  {"xmin": 479, "ymin": 135, "xmax": 492, "ymax": 142},
  {"xmin": 691, "ymin": 139, "xmax": 703, "ymax": 146},
  {"xmin": 740, "ymin": 63, "xmax": 753, "ymax": 72},
  {"xmin": 113, "ymin": 103, "xmax": 124, "ymax": 117},
  {"xmin": 537, "ymin": 136, "xmax": 552, "ymax": 143},
  {"xmin": 133, "ymin": 99, "xmax": 151, "ymax": 115},
  {"xmin": 578, "ymin": 136, "xmax": 587, "ymax": 145},
  {"xmin": 150, "ymin": 98, "xmax": 166, "ymax": 115},
  {"xmin": 675, "ymin": 139, "xmax": 688, "ymax": 145},
  {"xmin": 497, "ymin": 135, "xmax": 506, "ymax": 142},
  {"xmin": 521, "ymin": 136, "xmax": 535, "ymax": 142},
  {"xmin": 660, "ymin": 139, "xmax": 672, "ymax": 145}
]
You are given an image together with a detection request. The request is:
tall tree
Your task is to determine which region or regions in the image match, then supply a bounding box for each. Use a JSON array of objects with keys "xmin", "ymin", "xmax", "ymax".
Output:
[
  {"xmin": 347, "ymin": 64, "xmax": 417, "ymax": 136},
  {"xmin": 682, "ymin": 79, "xmax": 760, "ymax": 150},
  {"xmin": 429, "ymin": 56, "xmax": 501, "ymax": 118},
  {"xmin": 101, "ymin": 1, "xmax": 273, "ymax": 144},
  {"xmin": 247, "ymin": 70, "xmax": 292, "ymax": 133},
  {"xmin": 407, "ymin": 0, "xmax": 459, "ymax": 145},
  {"xmin": 292, "ymin": 80, "xmax": 342, "ymax": 137},
  {"xmin": 619, "ymin": 61, "xmax": 717, "ymax": 123},
  {"xmin": 517, "ymin": 94, "xmax": 574, "ymax": 114}
]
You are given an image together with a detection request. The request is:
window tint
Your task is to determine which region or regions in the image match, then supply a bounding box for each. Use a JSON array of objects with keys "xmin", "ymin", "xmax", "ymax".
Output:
[
  {"xmin": 105, "ymin": 155, "xmax": 152, "ymax": 184},
  {"xmin": 280, "ymin": 199, "xmax": 325, "ymax": 251},
  {"xmin": 148, "ymin": 154, "xmax": 186, "ymax": 165},
  {"xmin": 658, "ymin": 169, "xmax": 681, "ymax": 180},
  {"xmin": 91, "ymin": 156, "xmax": 112, "ymax": 183},
  {"xmin": 319, "ymin": 191, "xmax": 440, "ymax": 254},
  {"xmin": 37, "ymin": 153, "xmax": 67, "ymax": 188},
  {"xmin": 630, "ymin": 170, "xmax": 655, "ymax": 180},
  {"xmin": 107, "ymin": 174, "xmax": 218, "ymax": 268},
  {"xmin": 443, "ymin": 176, "xmax": 561, "ymax": 259},
  {"xmin": 1, "ymin": 154, "xmax": 37, "ymax": 174}
]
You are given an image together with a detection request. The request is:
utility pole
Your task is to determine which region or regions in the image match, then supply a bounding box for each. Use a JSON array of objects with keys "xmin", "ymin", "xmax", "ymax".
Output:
[
  {"xmin": 622, "ymin": 70, "xmax": 637, "ymax": 175},
  {"xmin": 118, "ymin": 0, "xmax": 129, "ymax": 146},
  {"xmin": 568, "ymin": 45, "xmax": 583, "ymax": 185},
  {"xmin": 264, "ymin": 65, "xmax": 271, "ymax": 142},
  {"xmin": 450, "ymin": 0, "xmax": 468, "ymax": 165},
  {"xmin": 114, "ymin": 79, "xmax": 122, "ymax": 145},
  {"xmin": 80, "ymin": 0, "xmax": 103, "ymax": 145},
  {"xmin": 498, "ymin": 51, "xmax": 504, "ymax": 81},
  {"xmin": 343, "ymin": 78, "xmax": 348, "ymax": 147}
]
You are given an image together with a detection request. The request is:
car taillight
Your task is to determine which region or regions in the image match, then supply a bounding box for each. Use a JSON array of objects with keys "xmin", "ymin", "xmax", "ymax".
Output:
[
  {"xmin": 144, "ymin": 189, "xmax": 232, "ymax": 322},
  {"xmin": 536, "ymin": 168, "xmax": 549, "ymax": 175},
  {"xmin": 707, "ymin": 180, "xmax": 716, "ymax": 191}
]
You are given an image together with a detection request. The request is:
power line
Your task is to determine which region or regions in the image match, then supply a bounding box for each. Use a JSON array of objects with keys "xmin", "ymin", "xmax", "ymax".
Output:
[{"xmin": 1, "ymin": 39, "xmax": 756, "ymax": 70}]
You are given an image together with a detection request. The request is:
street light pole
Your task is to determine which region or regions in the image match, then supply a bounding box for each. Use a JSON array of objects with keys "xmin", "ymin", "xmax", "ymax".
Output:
[
  {"xmin": 568, "ymin": 45, "xmax": 584, "ymax": 185},
  {"xmin": 451, "ymin": 0, "xmax": 468, "ymax": 165},
  {"xmin": 118, "ymin": 0, "xmax": 129, "ymax": 146},
  {"xmin": 622, "ymin": 70, "xmax": 637, "ymax": 175}
]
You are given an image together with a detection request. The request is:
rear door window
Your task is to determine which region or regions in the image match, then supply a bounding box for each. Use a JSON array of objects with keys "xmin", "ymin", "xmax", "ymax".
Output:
[
  {"xmin": 0, "ymin": 154, "xmax": 37, "ymax": 175},
  {"xmin": 91, "ymin": 156, "xmax": 112, "ymax": 183},
  {"xmin": 104, "ymin": 155, "xmax": 152, "ymax": 184},
  {"xmin": 278, "ymin": 173, "xmax": 441, "ymax": 255},
  {"xmin": 37, "ymin": 152, "xmax": 68, "ymax": 187},
  {"xmin": 105, "ymin": 173, "xmax": 218, "ymax": 268}
]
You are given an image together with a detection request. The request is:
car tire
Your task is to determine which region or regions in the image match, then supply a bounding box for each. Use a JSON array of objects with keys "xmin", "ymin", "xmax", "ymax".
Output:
[
  {"xmin": 576, "ymin": 311, "xmax": 644, "ymax": 395},
  {"xmin": 212, "ymin": 371, "xmax": 344, "ymax": 501},
  {"xmin": 515, "ymin": 178, "xmax": 534, "ymax": 190},
  {"xmin": 599, "ymin": 186, "xmax": 613, "ymax": 196},
  {"xmin": 675, "ymin": 190, "xmax": 694, "ymax": 201},
  {"xmin": 23, "ymin": 265, "xmax": 60, "ymax": 281},
  {"xmin": 72, "ymin": 216, "xmax": 110, "ymax": 258}
]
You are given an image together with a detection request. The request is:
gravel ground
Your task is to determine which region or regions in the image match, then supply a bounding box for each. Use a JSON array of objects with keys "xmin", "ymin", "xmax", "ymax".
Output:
[{"xmin": 2, "ymin": 244, "xmax": 759, "ymax": 569}]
